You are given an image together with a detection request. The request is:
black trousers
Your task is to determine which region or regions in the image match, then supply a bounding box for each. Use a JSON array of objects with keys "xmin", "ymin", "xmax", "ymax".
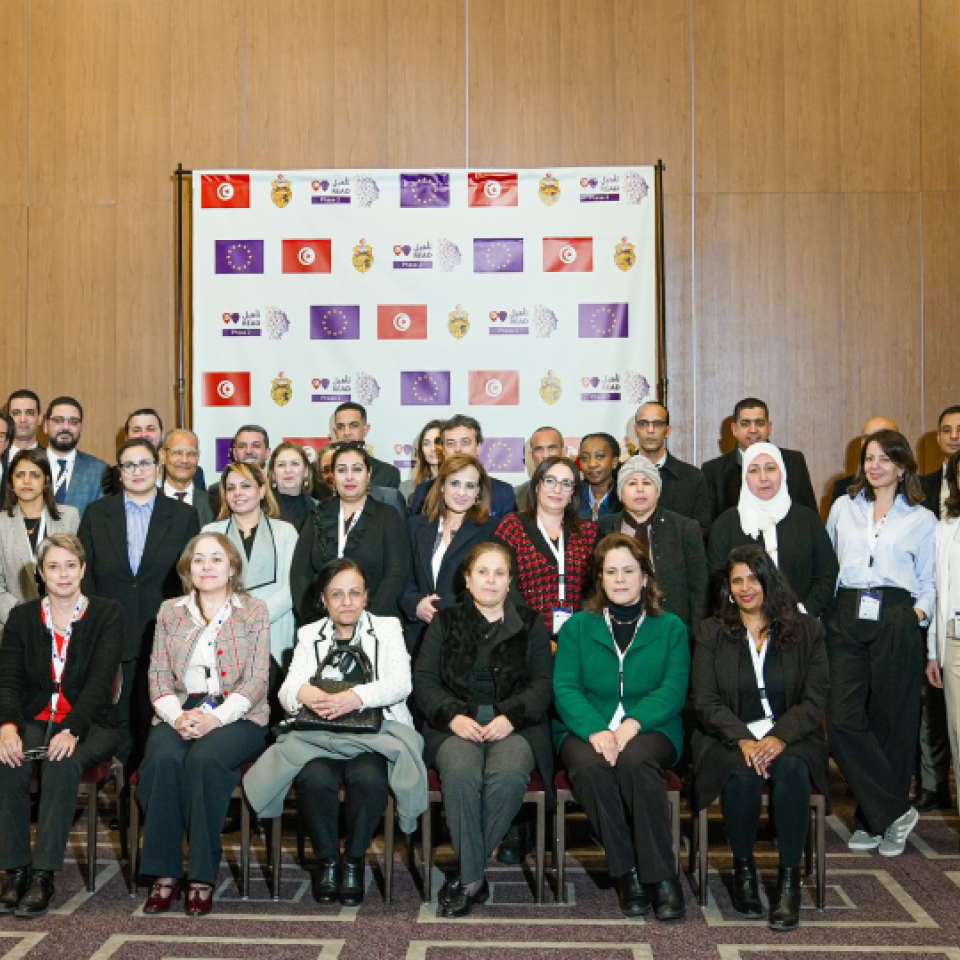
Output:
[
  {"xmin": 295, "ymin": 753, "xmax": 389, "ymax": 861},
  {"xmin": 826, "ymin": 588, "xmax": 924, "ymax": 835},
  {"xmin": 0, "ymin": 720, "xmax": 118, "ymax": 871},
  {"xmin": 138, "ymin": 719, "xmax": 266, "ymax": 884},
  {"xmin": 721, "ymin": 754, "xmax": 810, "ymax": 867},
  {"xmin": 561, "ymin": 731, "xmax": 676, "ymax": 884}
]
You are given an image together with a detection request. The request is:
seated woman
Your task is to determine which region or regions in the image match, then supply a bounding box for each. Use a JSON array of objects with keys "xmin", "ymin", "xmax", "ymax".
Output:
[
  {"xmin": 400, "ymin": 419, "xmax": 443, "ymax": 505},
  {"xmin": 400, "ymin": 454, "xmax": 499, "ymax": 652},
  {"xmin": 269, "ymin": 442, "xmax": 320, "ymax": 532},
  {"xmin": 707, "ymin": 443, "xmax": 837, "ymax": 617},
  {"xmin": 291, "ymin": 443, "xmax": 411, "ymax": 622},
  {"xmin": 0, "ymin": 533, "xmax": 122, "ymax": 917},
  {"xmin": 0, "ymin": 450, "xmax": 81, "ymax": 629},
  {"xmin": 578, "ymin": 433, "xmax": 621, "ymax": 521},
  {"xmin": 554, "ymin": 533, "xmax": 689, "ymax": 922},
  {"xmin": 495, "ymin": 456, "xmax": 599, "ymax": 641},
  {"xmin": 692, "ymin": 545, "xmax": 829, "ymax": 932},
  {"xmin": 138, "ymin": 532, "xmax": 270, "ymax": 917},
  {"xmin": 414, "ymin": 543, "xmax": 553, "ymax": 918},
  {"xmin": 273, "ymin": 557, "xmax": 417, "ymax": 906},
  {"xmin": 600, "ymin": 454, "xmax": 708, "ymax": 634}
]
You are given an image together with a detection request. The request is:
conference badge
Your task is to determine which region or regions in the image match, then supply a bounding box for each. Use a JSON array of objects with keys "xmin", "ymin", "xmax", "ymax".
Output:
[
  {"xmin": 614, "ymin": 237, "xmax": 636, "ymax": 272},
  {"xmin": 447, "ymin": 304, "xmax": 469, "ymax": 339},
  {"xmin": 352, "ymin": 239, "xmax": 374, "ymax": 273},
  {"xmin": 539, "ymin": 173, "xmax": 560, "ymax": 206},
  {"xmin": 539, "ymin": 370, "xmax": 562, "ymax": 405},
  {"xmin": 271, "ymin": 372, "xmax": 293, "ymax": 406},
  {"xmin": 271, "ymin": 175, "xmax": 293, "ymax": 208}
]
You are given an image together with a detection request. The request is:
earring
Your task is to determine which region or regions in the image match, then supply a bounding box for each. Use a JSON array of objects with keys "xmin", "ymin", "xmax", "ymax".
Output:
[{"xmin": 728, "ymin": 595, "xmax": 735, "ymax": 604}]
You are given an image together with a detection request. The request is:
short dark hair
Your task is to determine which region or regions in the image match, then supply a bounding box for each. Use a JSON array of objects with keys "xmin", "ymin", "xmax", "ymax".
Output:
[
  {"xmin": 442, "ymin": 414, "xmax": 483, "ymax": 446},
  {"xmin": 636, "ymin": 401, "xmax": 669, "ymax": 425},
  {"xmin": 526, "ymin": 455, "xmax": 584, "ymax": 532},
  {"xmin": 733, "ymin": 397, "xmax": 769, "ymax": 421},
  {"xmin": 232, "ymin": 424, "xmax": 270, "ymax": 447},
  {"xmin": 849, "ymin": 429, "xmax": 924, "ymax": 505},
  {"xmin": 313, "ymin": 557, "xmax": 370, "ymax": 617},
  {"xmin": 117, "ymin": 437, "xmax": 158, "ymax": 465},
  {"xmin": 333, "ymin": 402, "xmax": 368, "ymax": 424},
  {"xmin": 945, "ymin": 449, "xmax": 960, "ymax": 521},
  {"xmin": 0, "ymin": 411, "xmax": 14, "ymax": 445},
  {"xmin": 124, "ymin": 408, "xmax": 163, "ymax": 436},
  {"xmin": 3, "ymin": 449, "xmax": 62, "ymax": 520},
  {"xmin": 7, "ymin": 389, "xmax": 41, "ymax": 414},
  {"xmin": 939, "ymin": 405, "xmax": 960, "ymax": 427},
  {"xmin": 529, "ymin": 425, "xmax": 563, "ymax": 445},
  {"xmin": 585, "ymin": 533, "xmax": 664, "ymax": 616},
  {"xmin": 45, "ymin": 395, "xmax": 83, "ymax": 421}
]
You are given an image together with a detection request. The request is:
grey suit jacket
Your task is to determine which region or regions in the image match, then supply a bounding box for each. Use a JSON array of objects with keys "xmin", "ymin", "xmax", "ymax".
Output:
[
  {"xmin": 162, "ymin": 485, "xmax": 214, "ymax": 526},
  {"xmin": 0, "ymin": 504, "xmax": 81, "ymax": 626},
  {"xmin": 58, "ymin": 450, "xmax": 108, "ymax": 516}
]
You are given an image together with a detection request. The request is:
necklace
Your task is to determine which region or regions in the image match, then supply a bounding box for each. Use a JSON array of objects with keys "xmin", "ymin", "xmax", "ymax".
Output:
[
  {"xmin": 608, "ymin": 609, "xmax": 643, "ymax": 626},
  {"xmin": 24, "ymin": 517, "xmax": 40, "ymax": 537}
]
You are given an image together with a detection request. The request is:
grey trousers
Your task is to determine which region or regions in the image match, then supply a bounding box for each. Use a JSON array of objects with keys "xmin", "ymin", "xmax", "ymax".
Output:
[{"xmin": 435, "ymin": 733, "xmax": 534, "ymax": 884}]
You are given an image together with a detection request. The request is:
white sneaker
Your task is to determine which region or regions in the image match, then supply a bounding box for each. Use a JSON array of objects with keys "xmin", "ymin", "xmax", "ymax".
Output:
[
  {"xmin": 847, "ymin": 829, "xmax": 881, "ymax": 851},
  {"xmin": 878, "ymin": 807, "xmax": 919, "ymax": 857}
]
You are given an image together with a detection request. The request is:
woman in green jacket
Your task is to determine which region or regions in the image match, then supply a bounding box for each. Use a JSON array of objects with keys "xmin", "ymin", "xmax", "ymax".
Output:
[{"xmin": 554, "ymin": 532, "xmax": 690, "ymax": 922}]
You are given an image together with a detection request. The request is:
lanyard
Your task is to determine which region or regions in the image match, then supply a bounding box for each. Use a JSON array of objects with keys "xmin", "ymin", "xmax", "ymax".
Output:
[
  {"xmin": 867, "ymin": 510, "xmax": 890, "ymax": 568},
  {"xmin": 603, "ymin": 607, "xmax": 645, "ymax": 729},
  {"xmin": 747, "ymin": 630, "xmax": 774, "ymax": 720},
  {"xmin": 41, "ymin": 595, "xmax": 85, "ymax": 719},
  {"xmin": 337, "ymin": 503, "xmax": 362, "ymax": 558},
  {"xmin": 537, "ymin": 517, "xmax": 566, "ymax": 601}
]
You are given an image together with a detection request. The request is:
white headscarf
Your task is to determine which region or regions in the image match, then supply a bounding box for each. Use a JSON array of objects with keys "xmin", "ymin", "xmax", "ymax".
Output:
[{"xmin": 737, "ymin": 442, "xmax": 792, "ymax": 563}]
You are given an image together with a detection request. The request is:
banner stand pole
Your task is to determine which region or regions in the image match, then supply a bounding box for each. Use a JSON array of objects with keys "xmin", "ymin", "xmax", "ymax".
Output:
[
  {"xmin": 174, "ymin": 164, "xmax": 193, "ymax": 429},
  {"xmin": 654, "ymin": 159, "xmax": 668, "ymax": 409}
]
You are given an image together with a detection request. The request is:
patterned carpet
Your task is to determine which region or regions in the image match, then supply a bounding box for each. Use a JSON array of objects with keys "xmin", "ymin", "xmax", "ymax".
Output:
[{"xmin": 3, "ymin": 763, "xmax": 960, "ymax": 960}]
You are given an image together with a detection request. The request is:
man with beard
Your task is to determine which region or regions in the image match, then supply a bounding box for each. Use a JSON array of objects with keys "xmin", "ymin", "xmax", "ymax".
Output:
[
  {"xmin": 207, "ymin": 424, "xmax": 271, "ymax": 516},
  {"xmin": 43, "ymin": 396, "xmax": 107, "ymax": 516}
]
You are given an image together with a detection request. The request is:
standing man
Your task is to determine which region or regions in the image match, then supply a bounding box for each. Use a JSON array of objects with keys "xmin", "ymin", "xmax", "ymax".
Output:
[
  {"xmin": 159, "ymin": 428, "xmax": 214, "ymax": 526},
  {"xmin": 78, "ymin": 438, "xmax": 200, "ymax": 766},
  {"xmin": 0, "ymin": 412, "xmax": 13, "ymax": 496},
  {"xmin": 332, "ymin": 402, "xmax": 401, "ymax": 488},
  {"xmin": 634, "ymin": 401, "xmax": 712, "ymax": 538},
  {"xmin": 6, "ymin": 390, "xmax": 43, "ymax": 455},
  {"xmin": 831, "ymin": 416, "xmax": 900, "ymax": 505},
  {"xmin": 43, "ymin": 396, "xmax": 107, "ymax": 517},
  {"xmin": 921, "ymin": 406, "xmax": 960, "ymax": 518},
  {"xmin": 515, "ymin": 426, "xmax": 564, "ymax": 510},
  {"xmin": 702, "ymin": 397, "xmax": 818, "ymax": 519},
  {"xmin": 207, "ymin": 424, "xmax": 271, "ymax": 516}
]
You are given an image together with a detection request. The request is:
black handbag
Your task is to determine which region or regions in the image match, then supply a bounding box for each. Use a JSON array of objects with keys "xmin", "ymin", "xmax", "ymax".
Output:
[{"xmin": 293, "ymin": 629, "xmax": 382, "ymax": 735}]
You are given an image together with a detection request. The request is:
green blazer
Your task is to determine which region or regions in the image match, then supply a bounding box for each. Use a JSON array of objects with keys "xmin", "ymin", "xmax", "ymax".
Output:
[{"xmin": 552, "ymin": 608, "xmax": 690, "ymax": 761}]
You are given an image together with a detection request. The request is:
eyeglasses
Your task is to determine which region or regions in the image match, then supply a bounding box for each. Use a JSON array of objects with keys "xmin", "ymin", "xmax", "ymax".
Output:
[
  {"xmin": 635, "ymin": 419, "xmax": 668, "ymax": 430},
  {"xmin": 542, "ymin": 476, "xmax": 575, "ymax": 491},
  {"xmin": 165, "ymin": 448, "xmax": 200, "ymax": 460},
  {"xmin": 119, "ymin": 460, "xmax": 157, "ymax": 474},
  {"xmin": 48, "ymin": 416, "xmax": 82, "ymax": 428}
]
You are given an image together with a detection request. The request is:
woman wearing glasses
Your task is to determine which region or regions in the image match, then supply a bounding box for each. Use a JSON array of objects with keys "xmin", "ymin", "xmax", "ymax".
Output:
[
  {"xmin": 494, "ymin": 456, "xmax": 599, "ymax": 642},
  {"xmin": 400, "ymin": 455, "xmax": 499, "ymax": 652}
]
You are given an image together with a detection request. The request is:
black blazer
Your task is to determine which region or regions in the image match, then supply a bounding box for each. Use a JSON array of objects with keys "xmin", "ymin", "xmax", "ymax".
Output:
[
  {"xmin": 161, "ymin": 485, "xmax": 214, "ymax": 526},
  {"xmin": 77, "ymin": 493, "xmax": 201, "ymax": 661},
  {"xmin": 291, "ymin": 495, "xmax": 412, "ymax": 621},
  {"xmin": 409, "ymin": 475, "xmax": 518, "ymax": 519},
  {"xmin": 659, "ymin": 452, "xmax": 713, "ymax": 539},
  {"xmin": 0, "ymin": 597, "xmax": 124, "ymax": 738},
  {"xmin": 701, "ymin": 448, "xmax": 818, "ymax": 520},
  {"xmin": 399, "ymin": 515, "xmax": 500, "ymax": 650},
  {"xmin": 830, "ymin": 474, "xmax": 854, "ymax": 505},
  {"xmin": 691, "ymin": 615, "xmax": 830, "ymax": 810},
  {"xmin": 920, "ymin": 468, "xmax": 944, "ymax": 517},
  {"xmin": 371, "ymin": 456, "xmax": 401, "ymax": 489},
  {"xmin": 706, "ymin": 504, "xmax": 838, "ymax": 618},
  {"xmin": 599, "ymin": 508, "xmax": 708, "ymax": 633}
]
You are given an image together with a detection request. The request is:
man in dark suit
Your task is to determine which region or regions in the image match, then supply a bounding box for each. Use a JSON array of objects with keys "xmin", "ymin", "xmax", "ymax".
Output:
[
  {"xmin": 0, "ymin": 411, "xmax": 13, "ymax": 496},
  {"xmin": 921, "ymin": 405, "xmax": 960, "ymax": 518},
  {"xmin": 5, "ymin": 389, "xmax": 44, "ymax": 456},
  {"xmin": 830, "ymin": 415, "xmax": 899, "ymax": 505},
  {"xmin": 43, "ymin": 395, "xmax": 107, "ymax": 517},
  {"xmin": 332, "ymin": 401, "xmax": 401, "ymax": 488},
  {"xmin": 634, "ymin": 401, "xmax": 712, "ymax": 538},
  {"xmin": 514, "ymin": 426, "xmax": 564, "ymax": 512},
  {"xmin": 206, "ymin": 424, "xmax": 270, "ymax": 515},
  {"xmin": 159, "ymin": 427, "xmax": 215, "ymax": 526},
  {"xmin": 78, "ymin": 438, "xmax": 201, "ymax": 766},
  {"xmin": 701, "ymin": 397, "xmax": 817, "ymax": 519},
  {"xmin": 408, "ymin": 415, "xmax": 518, "ymax": 518}
]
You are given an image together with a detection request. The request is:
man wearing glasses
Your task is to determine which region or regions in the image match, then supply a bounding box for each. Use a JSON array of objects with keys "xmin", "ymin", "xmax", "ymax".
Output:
[
  {"xmin": 158, "ymin": 428, "xmax": 214, "ymax": 525},
  {"xmin": 42, "ymin": 396, "xmax": 108, "ymax": 517},
  {"xmin": 78, "ymin": 438, "xmax": 200, "ymax": 766},
  {"xmin": 634, "ymin": 401, "xmax": 712, "ymax": 539}
]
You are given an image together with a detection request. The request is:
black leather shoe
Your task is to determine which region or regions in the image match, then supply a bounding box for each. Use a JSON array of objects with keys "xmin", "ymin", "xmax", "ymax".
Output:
[
  {"xmin": 731, "ymin": 856, "xmax": 763, "ymax": 918},
  {"xmin": 617, "ymin": 869, "xmax": 652, "ymax": 918},
  {"xmin": 0, "ymin": 868, "xmax": 31, "ymax": 915},
  {"xmin": 437, "ymin": 875, "xmax": 463, "ymax": 907},
  {"xmin": 442, "ymin": 878, "xmax": 489, "ymax": 918},
  {"xmin": 312, "ymin": 858, "xmax": 340, "ymax": 904},
  {"xmin": 14, "ymin": 870, "xmax": 54, "ymax": 918},
  {"xmin": 768, "ymin": 865, "xmax": 801, "ymax": 931},
  {"xmin": 496, "ymin": 821, "xmax": 530, "ymax": 864},
  {"xmin": 914, "ymin": 788, "xmax": 953, "ymax": 812},
  {"xmin": 647, "ymin": 876, "xmax": 685, "ymax": 922},
  {"xmin": 338, "ymin": 856, "xmax": 364, "ymax": 906}
]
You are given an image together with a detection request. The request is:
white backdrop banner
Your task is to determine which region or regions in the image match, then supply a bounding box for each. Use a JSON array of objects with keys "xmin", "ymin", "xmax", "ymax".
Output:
[{"xmin": 191, "ymin": 167, "xmax": 659, "ymax": 481}]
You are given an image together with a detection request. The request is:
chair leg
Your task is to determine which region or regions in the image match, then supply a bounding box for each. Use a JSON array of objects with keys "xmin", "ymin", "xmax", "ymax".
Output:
[
  {"xmin": 296, "ymin": 813, "xmax": 306, "ymax": 866},
  {"xmin": 555, "ymin": 797, "xmax": 567, "ymax": 904},
  {"xmin": 421, "ymin": 801, "xmax": 434, "ymax": 903},
  {"xmin": 533, "ymin": 795, "xmax": 545, "ymax": 904},
  {"xmin": 805, "ymin": 807, "xmax": 814, "ymax": 876},
  {"xmin": 240, "ymin": 790, "xmax": 251, "ymax": 900},
  {"xmin": 86, "ymin": 783, "xmax": 98, "ymax": 893},
  {"xmin": 271, "ymin": 815, "xmax": 283, "ymax": 901},
  {"xmin": 128, "ymin": 784, "xmax": 140, "ymax": 896},
  {"xmin": 113, "ymin": 761, "xmax": 127, "ymax": 862},
  {"xmin": 814, "ymin": 797, "xmax": 826, "ymax": 909},
  {"xmin": 697, "ymin": 807, "xmax": 709, "ymax": 906},
  {"xmin": 384, "ymin": 794, "xmax": 395, "ymax": 903},
  {"xmin": 670, "ymin": 792, "xmax": 681, "ymax": 875}
]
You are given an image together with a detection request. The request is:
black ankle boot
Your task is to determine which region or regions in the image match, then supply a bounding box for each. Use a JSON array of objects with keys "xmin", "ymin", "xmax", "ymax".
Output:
[
  {"xmin": 731, "ymin": 856, "xmax": 763, "ymax": 918},
  {"xmin": 338, "ymin": 856, "xmax": 364, "ymax": 906},
  {"xmin": 768, "ymin": 865, "xmax": 801, "ymax": 931},
  {"xmin": 647, "ymin": 876, "xmax": 685, "ymax": 922},
  {"xmin": 0, "ymin": 868, "xmax": 31, "ymax": 914},
  {"xmin": 312, "ymin": 857, "xmax": 340, "ymax": 904},
  {"xmin": 617, "ymin": 868, "xmax": 652, "ymax": 918},
  {"xmin": 14, "ymin": 870, "xmax": 54, "ymax": 918}
]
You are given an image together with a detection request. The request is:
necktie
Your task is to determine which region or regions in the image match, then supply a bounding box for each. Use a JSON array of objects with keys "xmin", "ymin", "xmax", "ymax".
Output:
[
  {"xmin": 54, "ymin": 460, "xmax": 68, "ymax": 504},
  {"xmin": 175, "ymin": 492, "xmax": 186, "ymax": 502}
]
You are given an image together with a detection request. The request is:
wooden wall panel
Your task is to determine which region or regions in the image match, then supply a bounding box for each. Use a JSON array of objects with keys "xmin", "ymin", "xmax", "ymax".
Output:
[
  {"xmin": 29, "ymin": 0, "xmax": 119, "ymax": 204},
  {"xmin": 246, "ymin": 0, "xmax": 337, "ymax": 171},
  {"xmin": 921, "ymin": 0, "xmax": 960, "ymax": 191},
  {"xmin": 838, "ymin": 0, "xmax": 920, "ymax": 192},
  {"xmin": 0, "ymin": 1, "xmax": 28, "ymax": 204},
  {"xmin": 0, "ymin": 207, "xmax": 28, "ymax": 392}
]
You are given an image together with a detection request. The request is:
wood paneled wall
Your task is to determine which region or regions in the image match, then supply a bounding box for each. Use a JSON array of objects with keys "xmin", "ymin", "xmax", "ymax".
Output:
[{"xmin": 2, "ymin": 0, "xmax": 959, "ymax": 504}]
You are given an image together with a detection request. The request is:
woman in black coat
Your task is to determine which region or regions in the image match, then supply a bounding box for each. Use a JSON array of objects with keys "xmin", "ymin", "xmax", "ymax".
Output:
[
  {"xmin": 400, "ymin": 454, "xmax": 499, "ymax": 652},
  {"xmin": 692, "ymin": 545, "xmax": 829, "ymax": 932},
  {"xmin": 414, "ymin": 542, "xmax": 553, "ymax": 918},
  {"xmin": 600, "ymin": 454, "xmax": 708, "ymax": 634},
  {"xmin": 291, "ymin": 443, "xmax": 412, "ymax": 622},
  {"xmin": 0, "ymin": 533, "xmax": 123, "ymax": 918},
  {"xmin": 706, "ymin": 442, "xmax": 837, "ymax": 616}
]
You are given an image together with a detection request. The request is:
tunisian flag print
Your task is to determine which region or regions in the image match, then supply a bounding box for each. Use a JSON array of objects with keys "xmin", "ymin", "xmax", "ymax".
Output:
[
  {"xmin": 468, "ymin": 370, "xmax": 520, "ymax": 406},
  {"xmin": 200, "ymin": 174, "xmax": 250, "ymax": 209},
  {"xmin": 202, "ymin": 372, "xmax": 251, "ymax": 407},
  {"xmin": 543, "ymin": 237, "xmax": 594, "ymax": 273}
]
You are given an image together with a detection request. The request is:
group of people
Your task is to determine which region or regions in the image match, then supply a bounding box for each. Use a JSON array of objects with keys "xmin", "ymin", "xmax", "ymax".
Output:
[{"xmin": 0, "ymin": 388, "xmax": 958, "ymax": 933}]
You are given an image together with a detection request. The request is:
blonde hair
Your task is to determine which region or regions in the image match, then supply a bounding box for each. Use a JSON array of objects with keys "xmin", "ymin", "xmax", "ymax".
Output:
[
  {"xmin": 216, "ymin": 461, "xmax": 279, "ymax": 520},
  {"xmin": 37, "ymin": 532, "xmax": 86, "ymax": 569}
]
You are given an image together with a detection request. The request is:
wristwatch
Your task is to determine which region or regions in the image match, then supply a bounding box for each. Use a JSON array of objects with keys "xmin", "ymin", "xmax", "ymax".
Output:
[{"xmin": 61, "ymin": 729, "xmax": 78, "ymax": 741}]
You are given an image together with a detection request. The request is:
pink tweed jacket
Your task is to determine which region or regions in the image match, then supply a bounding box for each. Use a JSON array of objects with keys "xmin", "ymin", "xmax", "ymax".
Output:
[{"xmin": 148, "ymin": 593, "xmax": 271, "ymax": 726}]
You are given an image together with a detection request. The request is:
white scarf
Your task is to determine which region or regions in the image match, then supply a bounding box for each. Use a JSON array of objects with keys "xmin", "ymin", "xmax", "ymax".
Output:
[{"xmin": 737, "ymin": 442, "xmax": 792, "ymax": 562}]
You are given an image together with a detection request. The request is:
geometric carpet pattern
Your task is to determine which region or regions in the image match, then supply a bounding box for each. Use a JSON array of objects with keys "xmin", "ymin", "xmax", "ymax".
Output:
[{"xmin": 3, "ymin": 764, "xmax": 960, "ymax": 960}]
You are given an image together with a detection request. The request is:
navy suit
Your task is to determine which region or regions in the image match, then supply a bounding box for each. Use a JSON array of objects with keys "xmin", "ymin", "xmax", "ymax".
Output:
[
  {"xmin": 408, "ymin": 476, "xmax": 517, "ymax": 519},
  {"xmin": 54, "ymin": 450, "xmax": 107, "ymax": 516}
]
